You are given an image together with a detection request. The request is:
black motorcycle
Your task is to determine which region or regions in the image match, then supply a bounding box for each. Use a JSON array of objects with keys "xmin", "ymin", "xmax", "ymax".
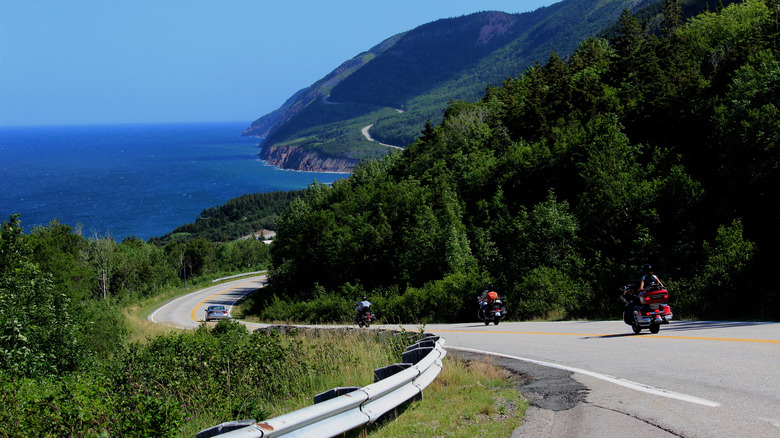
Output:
[
  {"xmin": 477, "ymin": 297, "xmax": 507, "ymax": 326},
  {"xmin": 354, "ymin": 304, "xmax": 375, "ymax": 328}
]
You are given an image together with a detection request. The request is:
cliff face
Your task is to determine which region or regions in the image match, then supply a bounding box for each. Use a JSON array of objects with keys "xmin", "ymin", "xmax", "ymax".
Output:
[{"xmin": 260, "ymin": 145, "xmax": 357, "ymax": 173}]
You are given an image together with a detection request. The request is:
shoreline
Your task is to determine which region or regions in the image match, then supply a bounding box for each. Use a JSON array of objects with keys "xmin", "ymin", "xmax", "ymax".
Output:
[{"xmin": 256, "ymin": 156, "xmax": 352, "ymax": 175}]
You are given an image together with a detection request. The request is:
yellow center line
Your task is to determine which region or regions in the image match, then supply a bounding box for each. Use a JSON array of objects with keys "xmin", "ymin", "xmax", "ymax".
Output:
[
  {"xmin": 429, "ymin": 329, "xmax": 780, "ymax": 344},
  {"xmin": 190, "ymin": 280, "xmax": 259, "ymax": 322}
]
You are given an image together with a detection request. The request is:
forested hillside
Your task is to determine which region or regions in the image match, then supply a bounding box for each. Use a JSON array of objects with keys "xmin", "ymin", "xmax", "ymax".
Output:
[
  {"xmin": 254, "ymin": 0, "xmax": 779, "ymax": 323},
  {"xmin": 151, "ymin": 191, "xmax": 304, "ymax": 243},
  {"xmin": 245, "ymin": 0, "xmax": 742, "ymax": 172},
  {"xmin": 246, "ymin": 0, "xmax": 668, "ymax": 170}
]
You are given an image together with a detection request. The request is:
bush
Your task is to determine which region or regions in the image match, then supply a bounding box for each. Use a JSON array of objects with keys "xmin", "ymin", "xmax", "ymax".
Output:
[
  {"xmin": 259, "ymin": 294, "xmax": 354, "ymax": 323},
  {"xmin": 513, "ymin": 266, "xmax": 590, "ymax": 320},
  {"xmin": 0, "ymin": 372, "xmax": 182, "ymax": 438},
  {"xmin": 375, "ymin": 271, "xmax": 487, "ymax": 323}
]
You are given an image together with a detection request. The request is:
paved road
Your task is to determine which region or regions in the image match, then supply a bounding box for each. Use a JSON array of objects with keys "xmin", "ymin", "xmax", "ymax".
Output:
[
  {"xmin": 147, "ymin": 275, "xmax": 266, "ymax": 328},
  {"xmin": 148, "ymin": 281, "xmax": 780, "ymax": 437},
  {"xmin": 417, "ymin": 321, "xmax": 780, "ymax": 438}
]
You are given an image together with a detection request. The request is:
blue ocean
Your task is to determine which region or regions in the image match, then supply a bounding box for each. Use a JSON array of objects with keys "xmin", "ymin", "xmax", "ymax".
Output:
[{"xmin": 0, "ymin": 122, "xmax": 348, "ymax": 240}]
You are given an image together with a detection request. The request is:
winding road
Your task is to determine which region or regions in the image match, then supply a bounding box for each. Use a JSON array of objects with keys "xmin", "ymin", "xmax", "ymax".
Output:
[
  {"xmin": 149, "ymin": 280, "xmax": 780, "ymax": 437},
  {"xmin": 361, "ymin": 124, "xmax": 403, "ymax": 150},
  {"xmin": 148, "ymin": 275, "xmax": 267, "ymax": 329}
]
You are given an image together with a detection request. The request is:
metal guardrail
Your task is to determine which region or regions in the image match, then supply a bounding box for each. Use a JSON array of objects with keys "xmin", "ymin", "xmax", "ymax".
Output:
[
  {"xmin": 197, "ymin": 334, "xmax": 446, "ymax": 438},
  {"xmin": 211, "ymin": 271, "xmax": 267, "ymax": 283}
]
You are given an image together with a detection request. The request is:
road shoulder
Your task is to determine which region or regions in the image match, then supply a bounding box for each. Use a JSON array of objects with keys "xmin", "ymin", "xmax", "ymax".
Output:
[{"xmin": 452, "ymin": 350, "xmax": 680, "ymax": 438}]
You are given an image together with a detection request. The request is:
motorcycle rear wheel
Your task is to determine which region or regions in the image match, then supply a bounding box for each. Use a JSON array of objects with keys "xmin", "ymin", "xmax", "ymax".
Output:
[
  {"xmin": 494, "ymin": 319, "xmax": 500, "ymax": 325},
  {"xmin": 649, "ymin": 323, "xmax": 660, "ymax": 334},
  {"xmin": 632, "ymin": 323, "xmax": 642, "ymax": 334}
]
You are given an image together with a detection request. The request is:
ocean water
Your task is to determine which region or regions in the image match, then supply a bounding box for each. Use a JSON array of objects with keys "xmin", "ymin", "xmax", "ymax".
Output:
[{"xmin": 0, "ymin": 122, "xmax": 348, "ymax": 240}]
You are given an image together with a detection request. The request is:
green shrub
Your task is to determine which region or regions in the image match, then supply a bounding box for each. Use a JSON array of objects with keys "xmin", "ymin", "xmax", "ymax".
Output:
[{"xmin": 514, "ymin": 266, "xmax": 590, "ymax": 320}]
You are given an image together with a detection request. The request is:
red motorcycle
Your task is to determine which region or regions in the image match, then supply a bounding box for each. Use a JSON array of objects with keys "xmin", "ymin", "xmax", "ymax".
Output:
[{"xmin": 619, "ymin": 284, "xmax": 673, "ymax": 334}]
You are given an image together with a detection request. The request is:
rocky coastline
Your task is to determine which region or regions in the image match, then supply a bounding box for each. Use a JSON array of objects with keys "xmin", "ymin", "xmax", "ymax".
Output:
[{"xmin": 259, "ymin": 145, "xmax": 357, "ymax": 173}]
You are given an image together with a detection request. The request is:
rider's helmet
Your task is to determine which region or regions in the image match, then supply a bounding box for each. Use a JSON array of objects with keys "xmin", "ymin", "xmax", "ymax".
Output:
[
  {"xmin": 362, "ymin": 296, "xmax": 367, "ymax": 301},
  {"xmin": 641, "ymin": 264, "xmax": 652, "ymax": 275}
]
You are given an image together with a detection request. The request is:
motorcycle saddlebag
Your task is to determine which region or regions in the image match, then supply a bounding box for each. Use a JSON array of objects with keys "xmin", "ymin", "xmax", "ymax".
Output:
[{"xmin": 640, "ymin": 289, "xmax": 669, "ymax": 304}]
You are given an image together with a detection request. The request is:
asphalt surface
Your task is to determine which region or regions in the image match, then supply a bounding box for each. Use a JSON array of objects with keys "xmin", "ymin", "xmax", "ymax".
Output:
[
  {"xmin": 419, "ymin": 321, "xmax": 780, "ymax": 438},
  {"xmin": 148, "ymin": 280, "xmax": 780, "ymax": 437}
]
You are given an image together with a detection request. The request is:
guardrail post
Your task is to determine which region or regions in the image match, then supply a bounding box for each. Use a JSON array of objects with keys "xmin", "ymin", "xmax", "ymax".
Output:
[
  {"xmin": 406, "ymin": 339, "xmax": 435, "ymax": 350},
  {"xmin": 313, "ymin": 386, "xmax": 361, "ymax": 404},
  {"xmin": 196, "ymin": 419, "xmax": 256, "ymax": 438},
  {"xmin": 373, "ymin": 363, "xmax": 412, "ymax": 382},
  {"xmin": 402, "ymin": 347, "xmax": 433, "ymax": 364}
]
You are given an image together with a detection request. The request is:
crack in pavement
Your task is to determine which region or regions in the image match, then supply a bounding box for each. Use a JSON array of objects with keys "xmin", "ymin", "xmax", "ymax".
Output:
[{"xmin": 585, "ymin": 401, "xmax": 688, "ymax": 438}]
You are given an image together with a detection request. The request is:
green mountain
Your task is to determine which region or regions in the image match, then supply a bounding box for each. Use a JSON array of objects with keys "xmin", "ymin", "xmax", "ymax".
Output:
[
  {"xmin": 248, "ymin": 0, "xmax": 779, "ymax": 323},
  {"xmin": 243, "ymin": 0, "xmax": 669, "ymax": 171}
]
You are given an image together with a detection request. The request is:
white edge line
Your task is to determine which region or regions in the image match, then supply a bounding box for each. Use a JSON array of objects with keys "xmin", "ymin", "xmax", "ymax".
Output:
[
  {"xmin": 147, "ymin": 289, "xmax": 203, "ymax": 323},
  {"xmin": 450, "ymin": 346, "xmax": 721, "ymax": 408}
]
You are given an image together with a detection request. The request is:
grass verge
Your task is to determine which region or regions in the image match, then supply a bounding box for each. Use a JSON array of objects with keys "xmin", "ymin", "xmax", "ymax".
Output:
[
  {"xmin": 127, "ymin": 283, "xmax": 527, "ymax": 436},
  {"xmin": 365, "ymin": 353, "xmax": 528, "ymax": 437}
]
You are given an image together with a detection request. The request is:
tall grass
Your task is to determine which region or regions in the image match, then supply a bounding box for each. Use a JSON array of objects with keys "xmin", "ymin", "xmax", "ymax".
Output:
[
  {"xmin": 367, "ymin": 354, "xmax": 528, "ymax": 437},
  {"xmin": 240, "ymin": 327, "xmax": 412, "ymax": 421}
]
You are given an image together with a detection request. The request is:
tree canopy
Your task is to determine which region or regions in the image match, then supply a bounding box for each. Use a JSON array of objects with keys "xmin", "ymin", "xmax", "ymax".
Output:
[{"xmin": 255, "ymin": 0, "xmax": 780, "ymax": 323}]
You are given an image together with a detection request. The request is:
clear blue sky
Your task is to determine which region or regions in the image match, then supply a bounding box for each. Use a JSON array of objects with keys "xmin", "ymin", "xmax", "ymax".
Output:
[{"xmin": 0, "ymin": 0, "xmax": 557, "ymax": 127}]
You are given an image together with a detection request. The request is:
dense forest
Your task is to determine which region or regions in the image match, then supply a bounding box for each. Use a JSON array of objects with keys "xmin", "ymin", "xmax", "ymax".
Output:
[
  {"xmin": 151, "ymin": 191, "xmax": 304, "ymax": 243},
  {"xmin": 254, "ymin": 0, "xmax": 779, "ymax": 323}
]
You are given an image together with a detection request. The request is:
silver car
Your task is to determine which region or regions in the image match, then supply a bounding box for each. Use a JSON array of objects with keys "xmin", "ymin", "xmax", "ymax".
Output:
[{"xmin": 205, "ymin": 305, "xmax": 229, "ymax": 321}]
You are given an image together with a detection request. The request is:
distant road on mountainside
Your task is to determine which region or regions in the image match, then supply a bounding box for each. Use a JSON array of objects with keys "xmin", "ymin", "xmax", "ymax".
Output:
[{"xmin": 361, "ymin": 124, "xmax": 403, "ymax": 150}]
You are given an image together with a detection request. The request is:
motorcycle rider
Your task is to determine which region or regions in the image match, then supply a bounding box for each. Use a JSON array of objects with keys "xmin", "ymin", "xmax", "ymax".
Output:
[
  {"xmin": 478, "ymin": 285, "xmax": 499, "ymax": 309},
  {"xmin": 622, "ymin": 264, "xmax": 659, "ymax": 321},
  {"xmin": 638, "ymin": 264, "xmax": 664, "ymax": 292},
  {"xmin": 355, "ymin": 296, "xmax": 371, "ymax": 321}
]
